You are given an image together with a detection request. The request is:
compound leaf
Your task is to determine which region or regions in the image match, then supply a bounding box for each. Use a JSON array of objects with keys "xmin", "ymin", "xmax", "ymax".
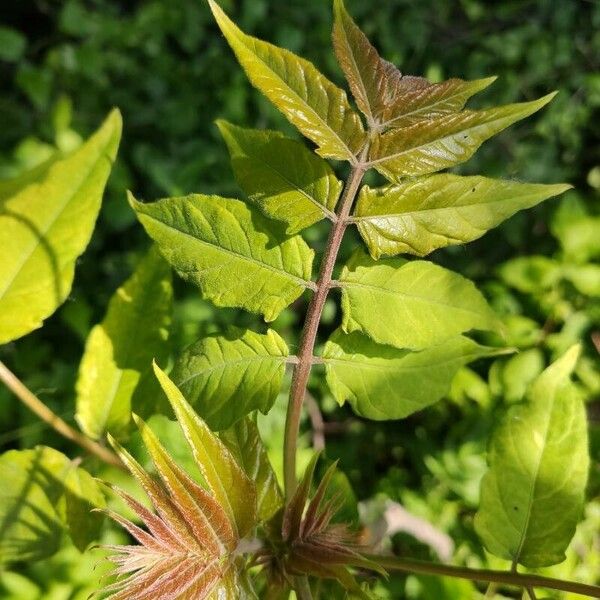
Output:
[
  {"xmin": 220, "ymin": 417, "xmax": 283, "ymax": 522},
  {"xmin": 332, "ymin": 0, "xmax": 493, "ymax": 129},
  {"xmin": 217, "ymin": 121, "xmax": 342, "ymax": 234},
  {"xmin": 368, "ymin": 94, "xmax": 555, "ymax": 181},
  {"xmin": 0, "ymin": 109, "xmax": 121, "ymax": 345},
  {"xmin": 0, "ymin": 446, "xmax": 105, "ymax": 564},
  {"xmin": 171, "ymin": 327, "xmax": 289, "ymax": 431},
  {"xmin": 209, "ymin": 0, "xmax": 366, "ymax": 160},
  {"xmin": 339, "ymin": 250, "xmax": 500, "ymax": 350},
  {"xmin": 323, "ymin": 330, "xmax": 507, "ymax": 420},
  {"xmin": 353, "ymin": 175, "xmax": 571, "ymax": 258},
  {"xmin": 153, "ymin": 364, "xmax": 257, "ymax": 538},
  {"xmin": 475, "ymin": 346, "xmax": 589, "ymax": 568},
  {"xmin": 75, "ymin": 247, "xmax": 172, "ymax": 439},
  {"xmin": 129, "ymin": 193, "xmax": 314, "ymax": 322}
]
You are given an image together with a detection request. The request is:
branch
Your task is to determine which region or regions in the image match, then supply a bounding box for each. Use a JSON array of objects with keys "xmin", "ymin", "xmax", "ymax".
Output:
[
  {"xmin": 283, "ymin": 159, "xmax": 367, "ymax": 498},
  {"xmin": 0, "ymin": 360, "xmax": 125, "ymax": 470},
  {"xmin": 366, "ymin": 554, "xmax": 600, "ymax": 598}
]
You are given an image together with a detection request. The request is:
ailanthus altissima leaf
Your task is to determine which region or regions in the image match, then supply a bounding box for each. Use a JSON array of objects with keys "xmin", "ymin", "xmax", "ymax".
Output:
[
  {"xmin": 129, "ymin": 193, "xmax": 314, "ymax": 322},
  {"xmin": 0, "ymin": 109, "xmax": 121, "ymax": 345},
  {"xmin": 338, "ymin": 250, "xmax": 500, "ymax": 350},
  {"xmin": 153, "ymin": 363, "xmax": 257, "ymax": 538},
  {"xmin": 369, "ymin": 94, "xmax": 556, "ymax": 181},
  {"xmin": 209, "ymin": 0, "xmax": 366, "ymax": 160},
  {"xmin": 332, "ymin": 0, "xmax": 494, "ymax": 129},
  {"xmin": 75, "ymin": 247, "xmax": 172, "ymax": 439},
  {"xmin": 171, "ymin": 328, "xmax": 289, "ymax": 431},
  {"xmin": 217, "ymin": 121, "xmax": 342, "ymax": 234},
  {"xmin": 353, "ymin": 175, "xmax": 571, "ymax": 258},
  {"xmin": 220, "ymin": 417, "xmax": 283, "ymax": 522},
  {"xmin": 475, "ymin": 346, "xmax": 589, "ymax": 568},
  {"xmin": 323, "ymin": 330, "xmax": 508, "ymax": 420},
  {"xmin": 103, "ymin": 420, "xmax": 245, "ymax": 599},
  {"xmin": 0, "ymin": 446, "xmax": 105, "ymax": 564}
]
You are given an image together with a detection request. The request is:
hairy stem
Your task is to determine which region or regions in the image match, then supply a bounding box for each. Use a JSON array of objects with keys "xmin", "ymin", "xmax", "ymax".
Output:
[
  {"xmin": 294, "ymin": 575, "xmax": 314, "ymax": 600},
  {"xmin": 368, "ymin": 554, "xmax": 600, "ymax": 598},
  {"xmin": 0, "ymin": 360, "xmax": 124, "ymax": 470},
  {"xmin": 283, "ymin": 161, "xmax": 366, "ymax": 498}
]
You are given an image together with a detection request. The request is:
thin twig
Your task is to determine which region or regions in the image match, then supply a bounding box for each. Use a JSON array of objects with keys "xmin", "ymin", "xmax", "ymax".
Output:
[
  {"xmin": 526, "ymin": 586, "xmax": 538, "ymax": 599},
  {"xmin": 0, "ymin": 360, "xmax": 125, "ymax": 470},
  {"xmin": 367, "ymin": 554, "xmax": 600, "ymax": 598}
]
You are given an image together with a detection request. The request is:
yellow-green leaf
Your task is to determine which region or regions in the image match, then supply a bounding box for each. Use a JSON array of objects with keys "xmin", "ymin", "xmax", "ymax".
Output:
[
  {"xmin": 217, "ymin": 120, "xmax": 342, "ymax": 234},
  {"xmin": 0, "ymin": 446, "xmax": 105, "ymax": 564},
  {"xmin": 172, "ymin": 328, "xmax": 288, "ymax": 431},
  {"xmin": 368, "ymin": 94, "xmax": 555, "ymax": 181},
  {"xmin": 209, "ymin": 0, "xmax": 366, "ymax": 160},
  {"xmin": 0, "ymin": 109, "xmax": 122, "ymax": 344},
  {"xmin": 339, "ymin": 250, "xmax": 500, "ymax": 350},
  {"xmin": 220, "ymin": 417, "xmax": 283, "ymax": 522},
  {"xmin": 353, "ymin": 175, "xmax": 571, "ymax": 258},
  {"xmin": 475, "ymin": 346, "xmax": 589, "ymax": 568},
  {"xmin": 323, "ymin": 330, "xmax": 508, "ymax": 420},
  {"xmin": 129, "ymin": 192, "xmax": 314, "ymax": 322},
  {"xmin": 75, "ymin": 247, "xmax": 172, "ymax": 439},
  {"xmin": 153, "ymin": 363, "xmax": 257, "ymax": 538}
]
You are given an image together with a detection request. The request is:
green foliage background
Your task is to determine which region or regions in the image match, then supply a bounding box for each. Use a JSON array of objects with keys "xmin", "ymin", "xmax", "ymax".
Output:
[{"xmin": 0, "ymin": 0, "xmax": 598, "ymax": 597}]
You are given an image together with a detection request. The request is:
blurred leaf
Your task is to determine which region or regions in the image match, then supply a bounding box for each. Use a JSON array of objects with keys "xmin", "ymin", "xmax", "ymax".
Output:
[
  {"xmin": 475, "ymin": 345, "xmax": 589, "ymax": 567},
  {"xmin": 0, "ymin": 446, "xmax": 105, "ymax": 564},
  {"xmin": 75, "ymin": 247, "xmax": 172, "ymax": 439},
  {"xmin": 0, "ymin": 109, "xmax": 122, "ymax": 344}
]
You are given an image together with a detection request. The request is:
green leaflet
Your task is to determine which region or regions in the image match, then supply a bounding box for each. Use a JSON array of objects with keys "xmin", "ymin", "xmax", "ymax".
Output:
[
  {"xmin": 338, "ymin": 250, "xmax": 500, "ymax": 351},
  {"xmin": 475, "ymin": 346, "xmax": 589, "ymax": 568},
  {"xmin": 171, "ymin": 328, "xmax": 289, "ymax": 431},
  {"xmin": 129, "ymin": 193, "xmax": 314, "ymax": 322},
  {"xmin": 217, "ymin": 121, "xmax": 343, "ymax": 234},
  {"xmin": 323, "ymin": 330, "xmax": 508, "ymax": 420},
  {"xmin": 153, "ymin": 364, "xmax": 257, "ymax": 538},
  {"xmin": 0, "ymin": 446, "xmax": 105, "ymax": 564},
  {"xmin": 498, "ymin": 256, "xmax": 562, "ymax": 294},
  {"xmin": 209, "ymin": 1, "xmax": 366, "ymax": 161},
  {"xmin": 0, "ymin": 109, "xmax": 121, "ymax": 345},
  {"xmin": 220, "ymin": 417, "xmax": 283, "ymax": 522},
  {"xmin": 353, "ymin": 175, "xmax": 571, "ymax": 258},
  {"xmin": 368, "ymin": 94, "xmax": 555, "ymax": 181},
  {"xmin": 75, "ymin": 247, "xmax": 172, "ymax": 439},
  {"xmin": 332, "ymin": 0, "xmax": 493, "ymax": 129}
]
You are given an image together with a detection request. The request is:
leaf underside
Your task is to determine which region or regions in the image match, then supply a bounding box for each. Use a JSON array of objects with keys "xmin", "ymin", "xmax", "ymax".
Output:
[
  {"xmin": 339, "ymin": 249, "xmax": 500, "ymax": 351},
  {"xmin": 475, "ymin": 346, "xmax": 589, "ymax": 568},
  {"xmin": 171, "ymin": 327, "xmax": 288, "ymax": 431},
  {"xmin": 129, "ymin": 192, "xmax": 314, "ymax": 322}
]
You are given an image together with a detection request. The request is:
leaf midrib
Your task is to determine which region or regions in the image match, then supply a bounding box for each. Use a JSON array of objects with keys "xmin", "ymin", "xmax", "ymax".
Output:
[
  {"xmin": 351, "ymin": 190, "xmax": 550, "ymax": 222},
  {"xmin": 235, "ymin": 26, "xmax": 358, "ymax": 159},
  {"xmin": 367, "ymin": 109, "xmax": 520, "ymax": 167},
  {"xmin": 340, "ymin": 279, "xmax": 493, "ymax": 323},
  {"xmin": 138, "ymin": 210, "xmax": 312, "ymax": 289}
]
